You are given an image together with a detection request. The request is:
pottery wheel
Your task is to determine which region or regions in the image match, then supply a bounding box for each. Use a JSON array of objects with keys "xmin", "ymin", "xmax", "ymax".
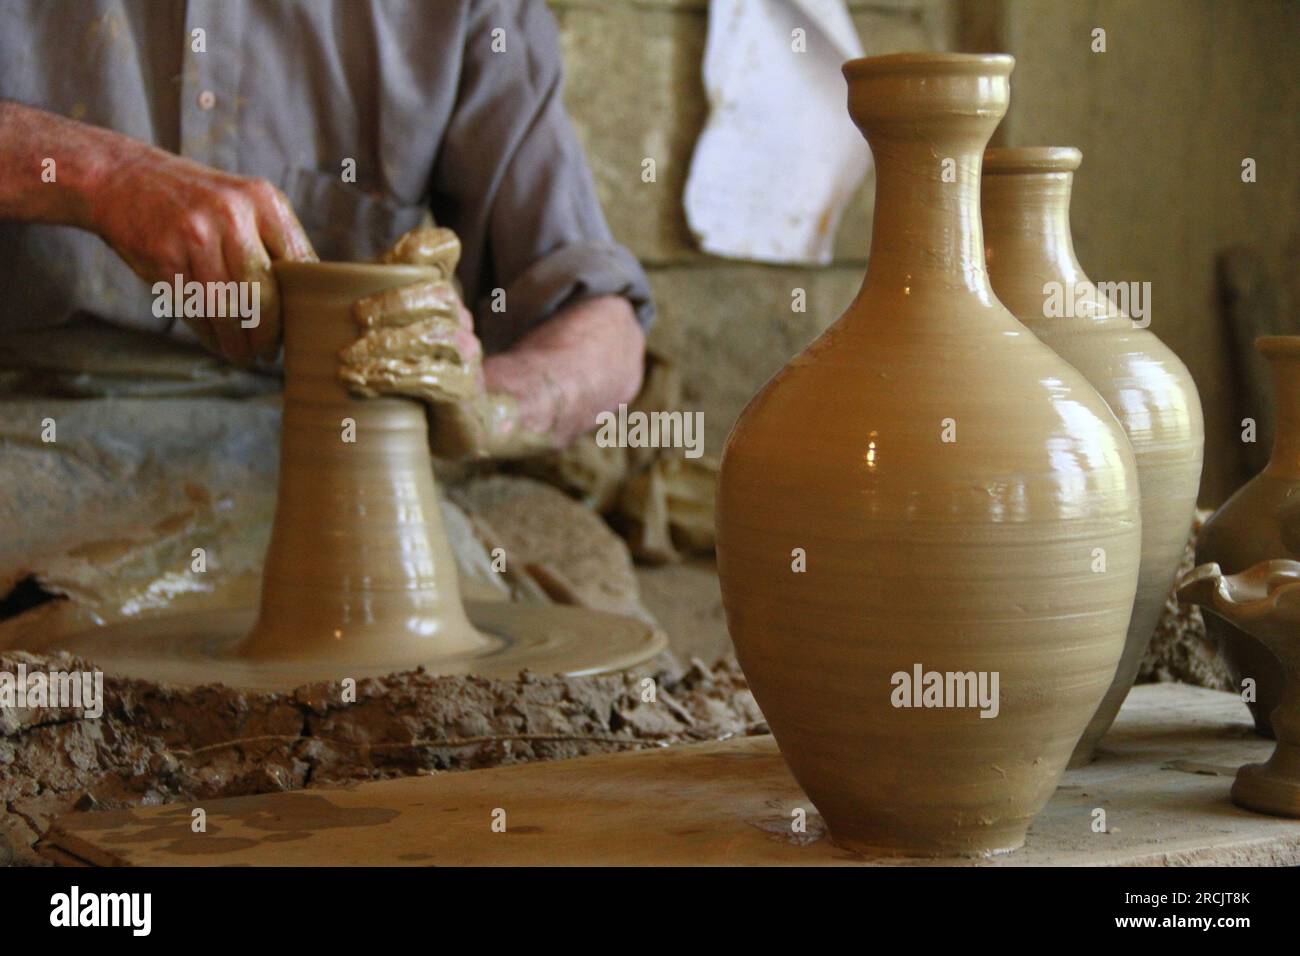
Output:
[{"xmin": 14, "ymin": 601, "xmax": 667, "ymax": 691}]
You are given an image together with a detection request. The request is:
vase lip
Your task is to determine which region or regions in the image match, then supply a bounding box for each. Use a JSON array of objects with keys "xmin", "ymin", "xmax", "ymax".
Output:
[
  {"xmin": 842, "ymin": 52, "xmax": 1015, "ymax": 79},
  {"xmin": 274, "ymin": 260, "xmax": 436, "ymax": 284},
  {"xmin": 984, "ymin": 146, "xmax": 1082, "ymax": 174},
  {"xmin": 1257, "ymin": 335, "xmax": 1300, "ymax": 359}
]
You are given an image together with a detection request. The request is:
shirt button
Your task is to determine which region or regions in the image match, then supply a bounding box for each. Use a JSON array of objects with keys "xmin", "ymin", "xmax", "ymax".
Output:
[{"xmin": 197, "ymin": 90, "xmax": 216, "ymax": 110}]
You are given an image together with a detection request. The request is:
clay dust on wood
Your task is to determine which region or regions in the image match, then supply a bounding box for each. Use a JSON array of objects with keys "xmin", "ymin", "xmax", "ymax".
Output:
[{"xmin": 0, "ymin": 650, "xmax": 762, "ymax": 866}]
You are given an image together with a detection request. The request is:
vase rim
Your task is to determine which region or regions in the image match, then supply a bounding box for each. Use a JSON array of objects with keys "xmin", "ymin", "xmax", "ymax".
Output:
[
  {"xmin": 1257, "ymin": 336, "xmax": 1300, "ymax": 359},
  {"xmin": 842, "ymin": 52, "xmax": 1014, "ymax": 79},
  {"xmin": 273, "ymin": 260, "xmax": 437, "ymax": 292},
  {"xmin": 984, "ymin": 146, "xmax": 1082, "ymax": 174}
]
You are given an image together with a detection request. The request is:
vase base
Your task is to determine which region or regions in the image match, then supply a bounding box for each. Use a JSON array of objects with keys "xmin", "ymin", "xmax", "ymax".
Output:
[
  {"xmin": 4, "ymin": 601, "xmax": 667, "ymax": 690},
  {"xmin": 1231, "ymin": 744, "xmax": 1300, "ymax": 818},
  {"xmin": 1246, "ymin": 704, "xmax": 1277, "ymax": 740},
  {"xmin": 827, "ymin": 827, "xmax": 1026, "ymax": 860}
]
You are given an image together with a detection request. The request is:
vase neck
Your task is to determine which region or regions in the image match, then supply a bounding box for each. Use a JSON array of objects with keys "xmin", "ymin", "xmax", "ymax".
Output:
[
  {"xmin": 982, "ymin": 166, "xmax": 1087, "ymax": 289},
  {"xmin": 844, "ymin": 54, "xmax": 1013, "ymax": 308},
  {"xmin": 864, "ymin": 139, "xmax": 996, "ymax": 302},
  {"xmin": 1267, "ymin": 354, "xmax": 1300, "ymax": 476}
]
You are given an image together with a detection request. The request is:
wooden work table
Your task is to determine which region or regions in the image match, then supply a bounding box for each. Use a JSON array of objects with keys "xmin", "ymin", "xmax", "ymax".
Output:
[{"xmin": 40, "ymin": 683, "xmax": 1300, "ymax": 866}]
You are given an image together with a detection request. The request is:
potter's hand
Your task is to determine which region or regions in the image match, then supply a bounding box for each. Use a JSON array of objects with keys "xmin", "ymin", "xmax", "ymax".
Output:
[
  {"xmin": 88, "ymin": 142, "xmax": 317, "ymax": 365},
  {"xmin": 339, "ymin": 226, "xmax": 546, "ymax": 460},
  {"xmin": 0, "ymin": 102, "xmax": 315, "ymax": 364}
]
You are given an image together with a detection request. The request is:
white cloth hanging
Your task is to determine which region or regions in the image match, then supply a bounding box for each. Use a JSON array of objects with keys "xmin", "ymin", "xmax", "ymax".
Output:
[{"xmin": 683, "ymin": 0, "xmax": 870, "ymax": 265}]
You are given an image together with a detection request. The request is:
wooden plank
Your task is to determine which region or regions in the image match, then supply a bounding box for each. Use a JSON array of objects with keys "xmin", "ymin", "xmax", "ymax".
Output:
[{"xmin": 41, "ymin": 683, "xmax": 1300, "ymax": 866}]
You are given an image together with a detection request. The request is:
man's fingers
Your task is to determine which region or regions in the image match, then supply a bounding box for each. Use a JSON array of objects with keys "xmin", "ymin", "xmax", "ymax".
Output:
[
  {"xmin": 190, "ymin": 240, "xmax": 254, "ymax": 367},
  {"xmin": 342, "ymin": 221, "xmax": 484, "ymax": 462},
  {"xmin": 455, "ymin": 301, "xmax": 475, "ymax": 334},
  {"xmin": 379, "ymin": 226, "xmax": 460, "ymax": 276},
  {"xmin": 450, "ymin": 322, "xmax": 484, "ymax": 368},
  {"xmin": 250, "ymin": 182, "xmax": 317, "ymax": 263},
  {"xmin": 222, "ymin": 180, "xmax": 309, "ymax": 362},
  {"xmin": 341, "ymin": 315, "xmax": 474, "ymax": 372},
  {"xmin": 425, "ymin": 401, "xmax": 487, "ymax": 460},
  {"xmin": 338, "ymin": 315, "xmax": 481, "ymax": 406},
  {"xmin": 225, "ymin": 226, "xmax": 279, "ymax": 363},
  {"xmin": 249, "ymin": 261, "xmax": 281, "ymax": 362},
  {"xmin": 352, "ymin": 279, "xmax": 460, "ymax": 329}
]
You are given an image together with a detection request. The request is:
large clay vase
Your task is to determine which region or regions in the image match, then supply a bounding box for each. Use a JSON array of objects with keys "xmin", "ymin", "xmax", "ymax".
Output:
[
  {"xmin": 715, "ymin": 53, "xmax": 1142, "ymax": 857},
  {"xmin": 1195, "ymin": 336, "xmax": 1300, "ymax": 737},
  {"xmin": 982, "ymin": 147, "xmax": 1205, "ymax": 766}
]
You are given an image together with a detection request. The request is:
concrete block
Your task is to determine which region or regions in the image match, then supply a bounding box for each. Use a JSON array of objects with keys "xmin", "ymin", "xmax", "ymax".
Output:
[{"xmin": 551, "ymin": 0, "xmax": 707, "ymax": 264}]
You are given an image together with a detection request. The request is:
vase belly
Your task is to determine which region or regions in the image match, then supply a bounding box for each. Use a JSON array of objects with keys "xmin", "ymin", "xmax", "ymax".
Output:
[
  {"xmin": 717, "ymin": 308, "xmax": 1141, "ymax": 856},
  {"xmin": 1057, "ymin": 336, "xmax": 1204, "ymax": 764}
]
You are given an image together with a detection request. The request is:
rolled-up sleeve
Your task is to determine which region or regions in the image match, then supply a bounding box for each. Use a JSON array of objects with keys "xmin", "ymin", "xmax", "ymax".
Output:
[{"xmin": 430, "ymin": 0, "xmax": 654, "ymax": 356}]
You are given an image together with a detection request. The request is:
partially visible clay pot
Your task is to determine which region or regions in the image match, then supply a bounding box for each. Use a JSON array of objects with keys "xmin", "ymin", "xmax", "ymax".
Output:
[
  {"xmin": 716, "ymin": 54, "xmax": 1141, "ymax": 858},
  {"xmin": 1195, "ymin": 336, "xmax": 1300, "ymax": 736},
  {"xmin": 982, "ymin": 147, "xmax": 1205, "ymax": 765},
  {"xmin": 1177, "ymin": 560, "xmax": 1300, "ymax": 816}
]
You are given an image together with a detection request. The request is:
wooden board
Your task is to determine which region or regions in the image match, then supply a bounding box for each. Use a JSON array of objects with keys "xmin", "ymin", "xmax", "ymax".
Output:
[{"xmin": 41, "ymin": 683, "xmax": 1300, "ymax": 866}]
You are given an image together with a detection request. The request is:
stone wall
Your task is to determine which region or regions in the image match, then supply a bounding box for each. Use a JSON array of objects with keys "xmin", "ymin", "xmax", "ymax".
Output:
[
  {"xmin": 549, "ymin": 0, "xmax": 955, "ymax": 454},
  {"xmin": 551, "ymin": 0, "xmax": 1300, "ymax": 503}
]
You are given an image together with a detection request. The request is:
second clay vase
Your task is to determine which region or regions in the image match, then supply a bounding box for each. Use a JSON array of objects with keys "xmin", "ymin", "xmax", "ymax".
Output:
[
  {"xmin": 716, "ymin": 54, "xmax": 1142, "ymax": 857},
  {"xmin": 982, "ymin": 147, "xmax": 1205, "ymax": 765},
  {"xmin": 1195, "ymin": 336, "xmax": 1300, "ymax": 737}
]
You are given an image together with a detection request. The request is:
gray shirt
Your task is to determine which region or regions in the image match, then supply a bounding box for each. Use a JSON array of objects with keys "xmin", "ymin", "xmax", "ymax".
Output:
[{"xmin": 0, "ymin": 0, "xmax": 653, "ymax": 355}]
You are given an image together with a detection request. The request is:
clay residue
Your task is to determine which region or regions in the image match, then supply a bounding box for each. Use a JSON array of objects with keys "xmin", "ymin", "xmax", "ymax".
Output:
[
  {"xmin": 340, "ymin": 230, "xmax": 478, "ymax": 407},
  {"xmin": 426, "ymin": 391, "xmax": 552, "ymax": 461},
  {"xmin": 338, "ymin": 309, "xmax": 479, "ymax": 405},
  {"xmin": 0, "ymin": 650, "xmax": 763, "ymax": 866},
  {"xmin": 339, "ymin": 226, "xmax": 550, "ymax": 459},
  {"xmin": 376, "ymin": 225, "xmax": 461, "ymax": 276},
  {"xmin": 0, "ymin": 393, "xmax": 280, "ymax": 633}
]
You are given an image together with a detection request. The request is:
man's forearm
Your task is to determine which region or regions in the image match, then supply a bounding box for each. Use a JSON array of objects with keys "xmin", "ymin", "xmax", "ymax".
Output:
[
  {"xmin": 484, "ymin": 295, "xmax": 646, "ymax": 446},
  {"xmin": 0, "ymin": 100, "xmax": 124, "ymax": 227}
]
